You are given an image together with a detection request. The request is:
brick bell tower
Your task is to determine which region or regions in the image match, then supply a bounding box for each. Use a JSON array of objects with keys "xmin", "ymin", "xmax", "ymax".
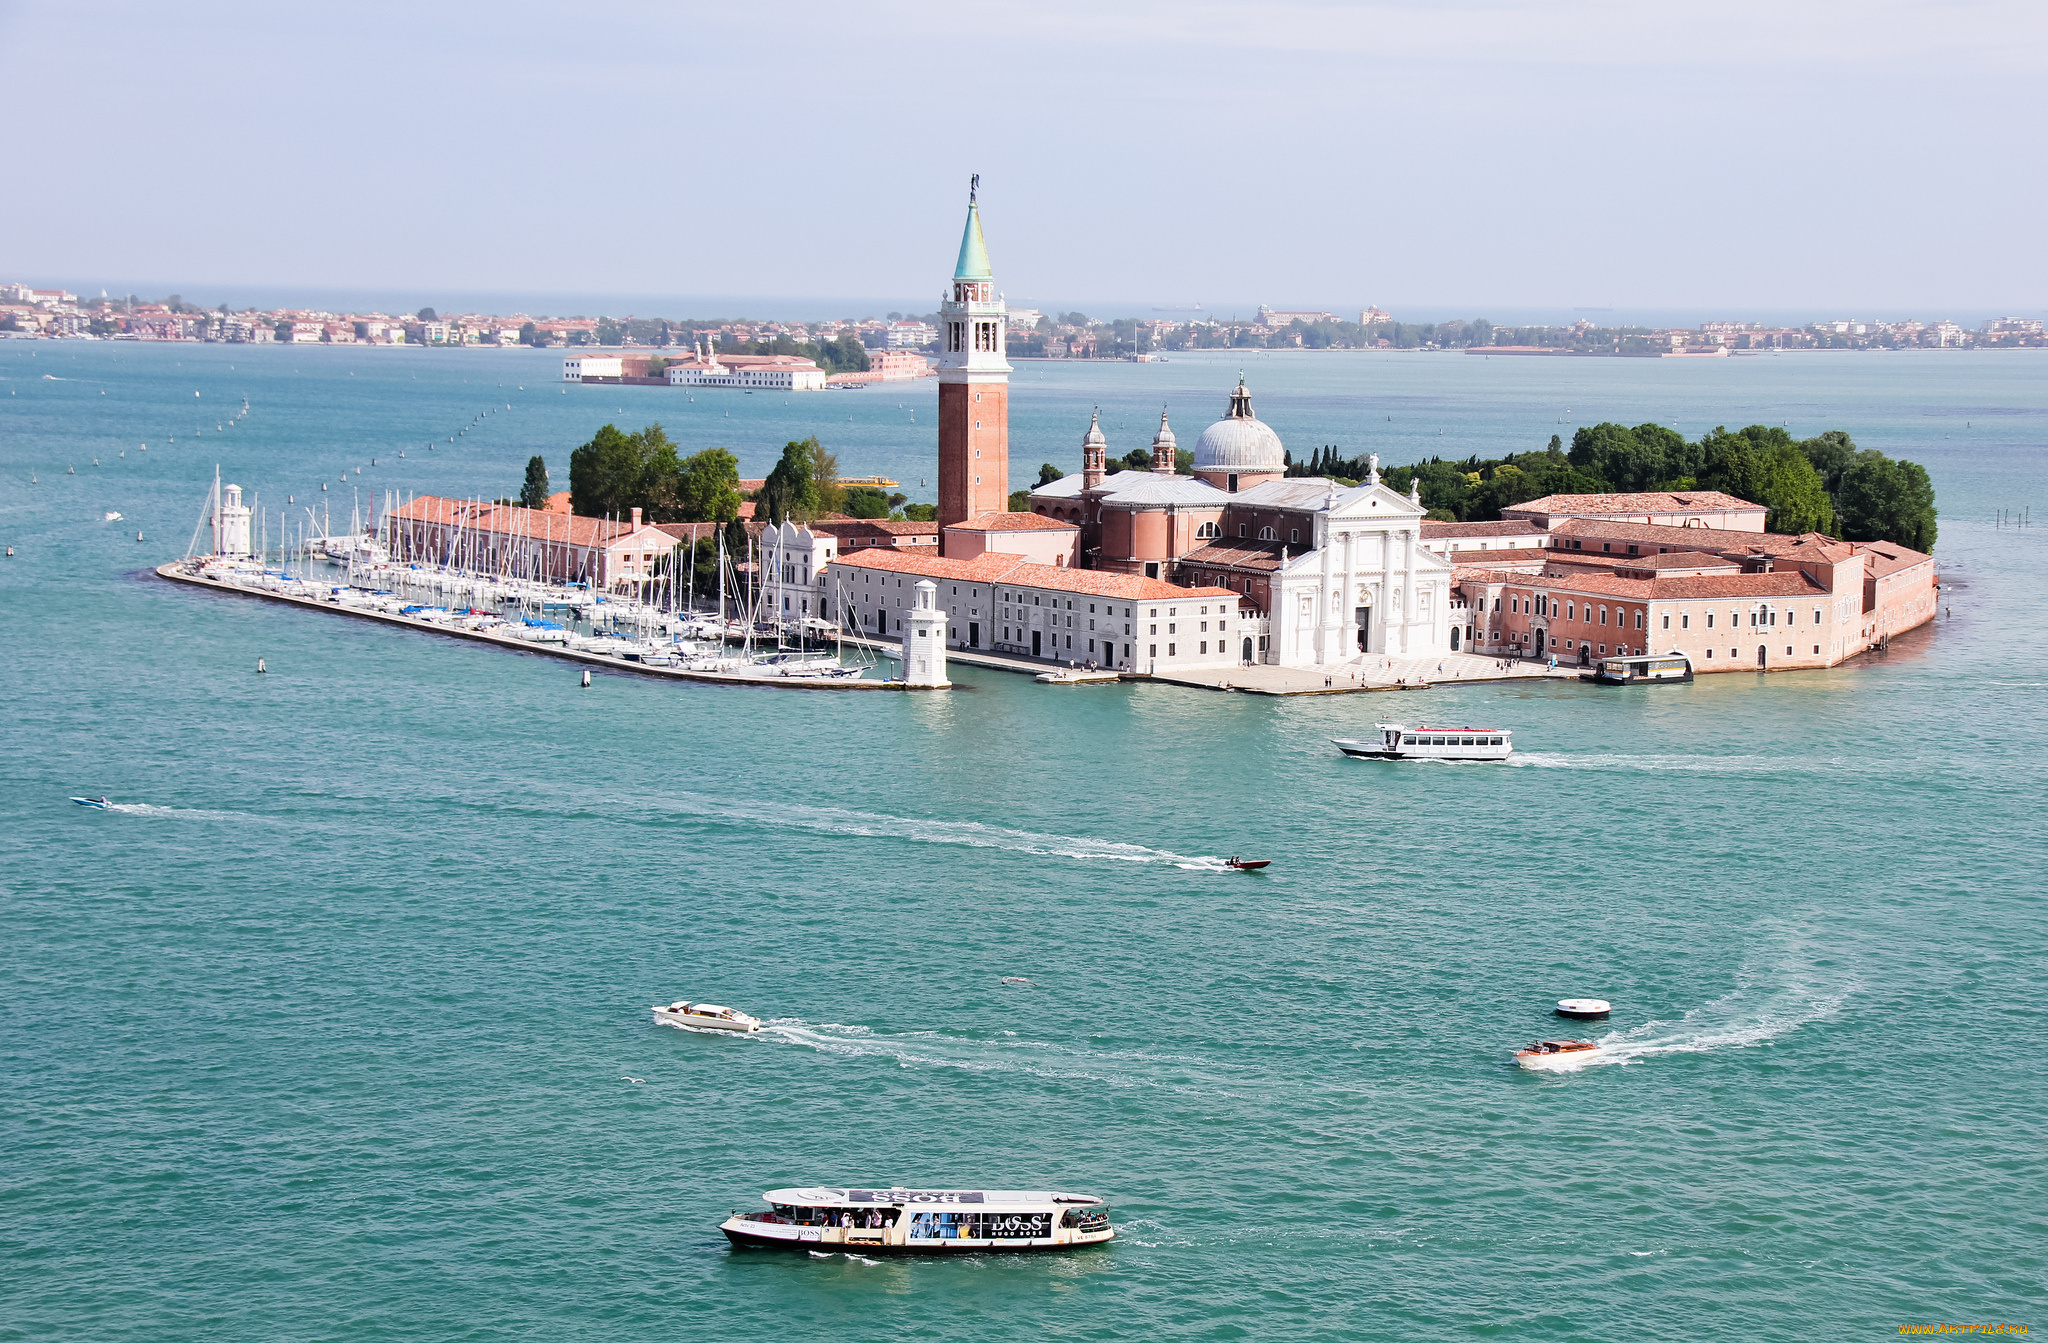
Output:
[{"xmin": 936, "ymin": 175, "xmax": 1010, "ymax": 551}]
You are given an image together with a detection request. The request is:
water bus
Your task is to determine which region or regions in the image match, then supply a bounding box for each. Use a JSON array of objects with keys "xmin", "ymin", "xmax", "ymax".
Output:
[
  {"xmin": 721, "ymin": 1187, "xmax": 1114, "ymax": 1255},
  {"xmin": 1333, "ymin": 724, "xmax": 1513, "ymax": 761},
  {"xmin": 1582, "ymin": 652, "xmax": 1693, "ymax": 686}
]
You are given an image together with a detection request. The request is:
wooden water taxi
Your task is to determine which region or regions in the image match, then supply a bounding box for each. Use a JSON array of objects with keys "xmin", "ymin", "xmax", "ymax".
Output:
[
  {"xmin": 1514, "ymin": 1039, "xmax": 1603, "ymax": 1071},
  {"xmin": 721, "ymin": 1187, "xmax": 1114, "ymax": 1255}
]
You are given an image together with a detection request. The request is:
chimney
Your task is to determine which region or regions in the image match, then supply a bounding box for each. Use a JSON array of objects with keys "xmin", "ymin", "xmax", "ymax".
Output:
[{"xmin": 631, "ymin": 507, "xmax": 643, "ymax": 528}]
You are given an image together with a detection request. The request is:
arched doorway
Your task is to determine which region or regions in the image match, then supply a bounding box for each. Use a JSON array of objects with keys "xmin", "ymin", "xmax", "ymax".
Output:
[
  {"xmin": 1242, "ymin": 636, "xmax": 1253, "ymax": 664},
  {"xmin": 1757, "ymin": 645, "xmax": 1767, "ymax": 669},
  {"xmin": 1450, "ymin": 626, "xmax": 1460, "ymax": 651},
  {"xmin": 1578, "ymin": 644, "xmax": 1591, "ymax": 666}
]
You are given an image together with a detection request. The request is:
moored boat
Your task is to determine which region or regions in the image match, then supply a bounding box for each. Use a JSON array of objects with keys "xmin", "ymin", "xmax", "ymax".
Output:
[
  {"xmin": 1514, "ymin": 1039, "xmax": 1603, "ymax": 1071},
  {"xmin": 1582, "ymin": 652, "xmax": 1693, "ymax": 686},
  {"xmin": 653, "ymin": 1000, "xmax": 761, "ymax": 1033},
  {"xmin": 1035, "ymin": 668, "xmax": 1120, "ymax": 685},
  {"xmin": 721, "ymin": 1187, "xmax": 1114, "ymax": 1254},
  {"xmin": 1333, "ymin": 724, "xmax": 1512, "ymax": 761}
]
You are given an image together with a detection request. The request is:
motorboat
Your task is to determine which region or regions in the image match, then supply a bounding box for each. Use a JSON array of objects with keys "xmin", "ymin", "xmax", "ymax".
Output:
[
  {"xmin": 1582, "ymin": 652, "xmax": 1693, "ymax": 686},
  {"xmin": 70, "ymin": 796, "xmax": 112, "ymax": 809},
  {"xmin": 1333, "ymin": 723, "xmax": 1512, "ymax": 761},
  {"xmin": 653, "ymin": 1000, "xmax": 761, "ymax": 1033},
  {"xmin": 1556, "ymin": 998, "xmax": 1612, "ymax": 1020},
  {"xmin": 721, "ymin": 1187, "xmax": 1114, "ymax": 1255},
  {"xmin": 1224, "ymin": 857, "xmax": 1271, "ymax": 871},
  {"xmin": 1034, "ymin": 668, "xmax": 1120, "ymax": 685},
  {"xmin": 1514, "ymin": 1039, "xmax": 1604, "ymax": 1071}
]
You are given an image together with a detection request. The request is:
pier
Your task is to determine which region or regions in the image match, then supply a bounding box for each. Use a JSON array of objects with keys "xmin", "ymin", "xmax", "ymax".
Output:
[{"xmin": 155, "ymin": 561, "xmax": 944, "ymax": 691}]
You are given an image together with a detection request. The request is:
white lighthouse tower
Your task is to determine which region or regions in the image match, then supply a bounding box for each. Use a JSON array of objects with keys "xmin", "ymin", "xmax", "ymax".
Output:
[
  {"xmin": 218, "ymin": 481, "xmax": 253, "ymax": 558},
  {"xmin": 902, "ymin": 579, "xmax": 949, "ymax": 687}
]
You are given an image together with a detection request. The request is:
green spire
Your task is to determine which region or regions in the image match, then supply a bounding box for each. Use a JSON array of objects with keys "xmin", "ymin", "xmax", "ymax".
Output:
[{"xmin": 954, "ymin": 177, "xmax": 992, "ymax": 280}]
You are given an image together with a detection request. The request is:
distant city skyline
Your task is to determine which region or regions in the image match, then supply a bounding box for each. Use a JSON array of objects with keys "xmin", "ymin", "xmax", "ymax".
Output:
[{"xmin": 5, "ymin": 0, "xmax": 2042, "ymax": 309}]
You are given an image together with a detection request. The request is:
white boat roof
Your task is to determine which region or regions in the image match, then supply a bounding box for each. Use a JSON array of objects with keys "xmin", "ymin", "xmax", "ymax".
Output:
[
  {"xmin": 761, "ymin": 1187, "xmax": 1103, "ymax": 1209},
  {"xmin": 1375, "ymin": 723, "xmax": 1508, "ymax": 732}
]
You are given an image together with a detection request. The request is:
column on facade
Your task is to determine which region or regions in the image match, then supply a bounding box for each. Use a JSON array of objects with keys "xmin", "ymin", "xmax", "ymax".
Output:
[
  {"xmin": 1401, "ymin": 529, "xmax": 1416, "ymax": 653},
  {"xmin": 1316, "ymin": 519, "xmax": 1336, "ymax": 665},
  {"xmin": 1338, "ymin": 527, "xmax": 1357, "ymax": 659}
]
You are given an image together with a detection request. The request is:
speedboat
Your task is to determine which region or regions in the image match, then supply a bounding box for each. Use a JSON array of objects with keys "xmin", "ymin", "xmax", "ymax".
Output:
[
  {"xmin": 1035, "ymin": 668, "xmax": 1119, "ymax": 685},
  {"xmin": 1334, "ymin": 723, "xmax": 1512, "ymax": 761},
  {"xmin": 1224, "ymin": 857, "xmax": 1270, "ymax": 871},
  {"xmin": 721, "ymin": 1187, "xmax": 1114, "ymax": 1255},
  {"xmin": 653, "ymin": 1000, "xmax": 761, "ymax": 1033},
  {"xmin": 1514, "ymin": 1039, "xmax": 1603, "ymax": 1071},
  {"xmin": 70, "ymin": 796, "xmax": 112, "ymax": 809}
]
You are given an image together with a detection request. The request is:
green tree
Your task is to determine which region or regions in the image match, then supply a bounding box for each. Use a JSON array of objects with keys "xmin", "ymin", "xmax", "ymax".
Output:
[
  {"xmin": 1008, "ymin": 489, "xmax": 1032, "ymax": 512},
  {"xmin": 1700, "ymin": 425, "xmax": 1832, "ymax": 534},
  {"xmin": 1837, "ymin": 452, "xmax": 1937, "ymax": 551},
  {"xmin": 757, "ymin": 438, "xmax": 826, "ymax": 524},
  {"xmin": 1798, "ymin": 430, "xmax": 1858, "ymax": 494},
  {"xmin": 903, "ymin": 503, "xmax": 939, "ymax": 522},
  {"xmin": 417, "ymin": 306, "xmax": 437, "ymax": 321},
  {"xmin": 674, "ymin": 447, "xmax": 742, "ymax": 523},
  {"xmin": 519, "ymin": 321, "xmax": 540, "ymax": 347},
  {"xmin": 844, "ymin": 486, "xmax": 892, "ymax": 519},
  {"xmin": 519, "ymin": 455, "xmax": 550, "ymax": 510},
  {"xmin": 1036, "ymin": 463, "xmax": 1064, "ymax": 486},
  {"xmin": 568, "ymin": 423, "xmax": 684, "ymax": 520}
]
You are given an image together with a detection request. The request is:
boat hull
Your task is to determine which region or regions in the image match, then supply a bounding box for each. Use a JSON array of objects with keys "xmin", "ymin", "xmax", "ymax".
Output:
[
  {"xmin": 653, "ymin": 1010, "xmax": 759, "ymax": 1033},
  {"xmin": 721, "ymin": 1223, "xmax": 1113, "ymax": 1255}
]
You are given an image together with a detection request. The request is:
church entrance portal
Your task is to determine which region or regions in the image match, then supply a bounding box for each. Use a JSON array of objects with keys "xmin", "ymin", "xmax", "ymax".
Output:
[
  {"xmin": 1355, "ymin": 607, "xmax": 1370, "ymax": 653},
  {"xmin": 1242, "ymin": 636, "xmax": 1253, "ymax": 664}
]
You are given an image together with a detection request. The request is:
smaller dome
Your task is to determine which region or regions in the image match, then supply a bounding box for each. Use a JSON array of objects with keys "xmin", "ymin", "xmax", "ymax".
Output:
[
  {"xmin": 1151, "ymin": 410, "xmax": 1176, "ymax": 450},
  {"xmin": 1193, "ymin": 378, "xmax": 1284, "ymax": 472},
  {"xmin": 1082, "ymin": 408, "xmax": 1106, "ymax": 449}
]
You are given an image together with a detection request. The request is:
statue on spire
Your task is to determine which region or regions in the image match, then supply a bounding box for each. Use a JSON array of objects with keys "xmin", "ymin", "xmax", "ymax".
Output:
[{"xmin": 970, "ymin": 173, "xmax": 979, "ymax": 205}]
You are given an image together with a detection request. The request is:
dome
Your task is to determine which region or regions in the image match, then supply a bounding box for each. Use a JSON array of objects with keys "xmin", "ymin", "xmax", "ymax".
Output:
[
  {"xmin": 1192, "ymin": 378, "xmax": 1284, "ymax": 472},
  {"xmin": 1082, "ymin": 408, "xmax": 1106, "ymax": 449}
]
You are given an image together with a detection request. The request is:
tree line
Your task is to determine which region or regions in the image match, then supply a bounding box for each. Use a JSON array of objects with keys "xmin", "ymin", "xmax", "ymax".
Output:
[{"xmin": 1289, "ymin": 423, "xmax": 1936, "ymax": 551}]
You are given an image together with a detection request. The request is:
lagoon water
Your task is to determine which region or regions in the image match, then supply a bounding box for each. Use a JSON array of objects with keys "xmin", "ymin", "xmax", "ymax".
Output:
[{"xmin": 3, "ymin": 343, "xmax": 2045, "ymax": 1339}]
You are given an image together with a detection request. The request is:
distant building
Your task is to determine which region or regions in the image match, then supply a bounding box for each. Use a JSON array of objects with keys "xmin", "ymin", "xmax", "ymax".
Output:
[
  {"xmin": 1257, "ymin": 305, "xmax": 1339, "ymax": 327},
  {"xmin": 886, "ymin": 321, "xmax": 936, "ymax": 347}
]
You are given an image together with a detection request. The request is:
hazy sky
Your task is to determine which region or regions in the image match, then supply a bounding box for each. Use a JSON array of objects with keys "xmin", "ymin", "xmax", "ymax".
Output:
[{"xmin": 5, "ymin": 0, "xmax": 2042, "ymax": 315}]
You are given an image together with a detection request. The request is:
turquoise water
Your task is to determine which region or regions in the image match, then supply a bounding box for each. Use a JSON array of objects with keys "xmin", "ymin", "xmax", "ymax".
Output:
[{"xmin": 3, "ymin": 344, "xmax": 2045, "ymax": 1339}]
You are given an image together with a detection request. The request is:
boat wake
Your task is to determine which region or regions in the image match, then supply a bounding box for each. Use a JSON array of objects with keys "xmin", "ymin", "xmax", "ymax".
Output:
[
  {"xmin": 99, "ymin": 803, "xmax": 248, "ymax": 821},
  {"xmin": 657, "ymin": 791, "xmax": 1231, "ymax": 869},
  {"xmin": 1551, "ymin": 939, "xmax": 1853, "ymax": 1072},
  {"xmin": 753, "ymin": 1020, "xmax": 1256, "ymax": 1096},
  {"xmin": 1506, "ymin": 751, "xmax": 1823, "ymax": 776}
]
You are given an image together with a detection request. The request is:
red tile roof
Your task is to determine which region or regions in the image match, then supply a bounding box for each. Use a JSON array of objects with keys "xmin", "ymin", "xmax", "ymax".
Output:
[
  {"xmin": 951, "ymin": 510, "xmax": 1077, "ymax": 533},
  {"xmin": 1511, "ymin": 490, "xmax": 1761, "ymax": 515},
  {"xmin": 831, "ymin": 548, "xmax": 1240, "ymax": 603},
  {"xmin": 389, "ymin": 494, "xmax": 636, "ymax": 548},
  {"xmin": 1421, "ymin": 519, "xmax": 1545, "ymax": 538}
]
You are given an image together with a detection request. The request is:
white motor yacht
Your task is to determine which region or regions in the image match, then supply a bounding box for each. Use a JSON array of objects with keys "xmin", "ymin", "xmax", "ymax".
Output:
[
  {"xmin": 653, "ymin": 1000, "xmax": 761, "ymax": 1033},
  {"xmin": 721, "ymin": 1187, "xmax": 1114, "ymax": 1255}
]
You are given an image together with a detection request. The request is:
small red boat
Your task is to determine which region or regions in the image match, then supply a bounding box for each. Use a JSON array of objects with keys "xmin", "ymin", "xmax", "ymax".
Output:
[{"xmin": 1225, "ymin": 857, "xmax": 1270, "ymax": 871}]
